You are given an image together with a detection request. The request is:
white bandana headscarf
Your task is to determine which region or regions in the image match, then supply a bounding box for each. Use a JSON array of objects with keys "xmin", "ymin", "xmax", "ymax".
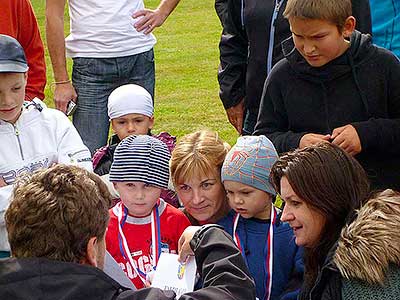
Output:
[{"xmin": 108, "ymin": 84, "xmax": 153, "ymax": 119}]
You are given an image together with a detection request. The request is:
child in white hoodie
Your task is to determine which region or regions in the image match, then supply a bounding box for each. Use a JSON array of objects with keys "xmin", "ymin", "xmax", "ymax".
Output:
[{"xmin": 0, "ymin": 34, "xmax": 92, "ymax": 257}]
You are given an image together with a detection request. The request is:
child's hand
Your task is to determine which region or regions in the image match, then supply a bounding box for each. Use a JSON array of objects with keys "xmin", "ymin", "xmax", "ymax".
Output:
[
  {"xmin": 331, "ymin": 125, "xmax": 362, "ymax": 156},
  {"xmin": 178, "ymin": 226, "xmax": 202, "ymax": 263},
  {"xmin": 145, "ymin": 270, "xmax": 155, "ymax": 287},
  {"xmin": 0, "ymin": 177, "xmax": 7, "ymax": 187},
  {"xmin": 299, "ymin": 133, "xmax": 331, "ymax": 149}
]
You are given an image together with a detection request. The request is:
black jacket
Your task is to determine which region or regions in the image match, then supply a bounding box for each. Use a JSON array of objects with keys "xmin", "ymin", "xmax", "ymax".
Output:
[
  {"xmin": 217, "ymin": 0, "xmax": 371, "ymax": 113},
  {"xmin": 93, "ymin": 134, "xmax": 119, "ymax": 177},
  {"xmin": 254, "ymin": 31, "xmax": 400, "ymax": 191},
  {"xmin": 0, "ymin": 226, "xmax": 256, "ymax": 300}
]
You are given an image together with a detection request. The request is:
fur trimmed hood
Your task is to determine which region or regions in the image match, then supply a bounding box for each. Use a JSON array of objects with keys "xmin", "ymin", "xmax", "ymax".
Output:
[{"xmin": 334, "ymin": 189, "xmax": 400, "ymax": 285}]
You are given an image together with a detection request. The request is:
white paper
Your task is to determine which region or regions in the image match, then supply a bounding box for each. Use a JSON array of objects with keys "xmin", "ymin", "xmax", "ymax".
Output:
[{"xmin": 151, "ymin": 253, "xmax": 196, "ymax": 298}]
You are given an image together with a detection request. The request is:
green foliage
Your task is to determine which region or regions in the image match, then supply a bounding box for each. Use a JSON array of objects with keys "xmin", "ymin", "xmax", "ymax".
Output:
[{"xmin": 31, "ymin": 0, "xmax": 238, "ymax": 145}]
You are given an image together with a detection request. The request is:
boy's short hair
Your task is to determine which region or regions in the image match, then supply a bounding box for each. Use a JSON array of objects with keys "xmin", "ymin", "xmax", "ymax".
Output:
[
  {"xmin": 109, "ymin": 135, "xmax": 170, "ymax": 189},
  {"xmin": 5, "ymin": 165, "xmax": 112, "ymax": 262},
  {"xmin": 108, "ymin": 84, "xmax": 154, "ymax": 120},
  {"xmin": 0, "ymin": 34, "xmax": 28, "ymax": 73},
  {"xmin": 284, "ymin": 0, "xmax": 352, "ymax": 30},
  {"xmin": 221, "ymin": 135, "xmax": 278, "ymax": 195},
  {"xmin": 170, "ymin": 130, "xmax": 230, "ymax": 186}
]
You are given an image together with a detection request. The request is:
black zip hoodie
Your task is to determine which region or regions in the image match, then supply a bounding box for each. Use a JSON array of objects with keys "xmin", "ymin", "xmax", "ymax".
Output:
[
  {"xmin": 254, "ymin": 31, "xmax": 400, "ymax": 191},
  {"xmin": 217, "ymin": 0, "xmax": 371, "ymax": 112}
]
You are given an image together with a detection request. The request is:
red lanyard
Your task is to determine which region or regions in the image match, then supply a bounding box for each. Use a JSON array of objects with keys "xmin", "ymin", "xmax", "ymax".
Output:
[
  {"xmin": 117, "ymin": 201, "xmax": 161, "ymax": 285},
  {"xmin": 233, "ymin": 207, "xmax": 277, "ymax": 300}
]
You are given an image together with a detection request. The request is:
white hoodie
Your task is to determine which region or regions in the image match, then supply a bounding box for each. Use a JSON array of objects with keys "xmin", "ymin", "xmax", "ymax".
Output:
[{"xmin": 0, "ymin": 99, "xmax": 92, "ymax": 251}]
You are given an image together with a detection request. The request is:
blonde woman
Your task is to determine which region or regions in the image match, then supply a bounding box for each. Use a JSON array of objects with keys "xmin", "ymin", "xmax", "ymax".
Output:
[{"xmin": 170, "ymin": 130, "xmax": 231, "ymax": 225}]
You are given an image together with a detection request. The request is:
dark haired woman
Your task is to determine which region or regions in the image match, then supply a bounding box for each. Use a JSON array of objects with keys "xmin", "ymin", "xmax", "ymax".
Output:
[{"xmin": 271, "ymin": 142, "xmax": 400, "ymax": 299}]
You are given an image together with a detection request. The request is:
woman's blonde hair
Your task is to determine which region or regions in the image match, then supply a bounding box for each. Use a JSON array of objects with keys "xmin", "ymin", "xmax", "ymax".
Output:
[{"xmin": 170, "ymin": 130, "xmax": 230, "ymax": 186}]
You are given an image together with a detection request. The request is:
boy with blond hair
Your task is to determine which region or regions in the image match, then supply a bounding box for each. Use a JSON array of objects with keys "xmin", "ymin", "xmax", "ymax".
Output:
[
  {"xmin": 0, "ymin": 35, "xmax": 92, "ymax": 258},
  {"xmin": 254, "ymin": 0, "xmax": 400, "ymax": 191}
]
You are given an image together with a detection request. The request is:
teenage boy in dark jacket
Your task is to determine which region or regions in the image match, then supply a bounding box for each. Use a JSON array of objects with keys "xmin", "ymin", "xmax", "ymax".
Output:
[
  {"xmin": 254, "ymin": 0, "xmax": 400, "ymax": 191},
  {"xmin": 0, "ymin": 164, "xmax": 256, "ymax": 300},
  {"xmin": 217, "ymin": 0, "xmax": 371, "ymax": 135}
]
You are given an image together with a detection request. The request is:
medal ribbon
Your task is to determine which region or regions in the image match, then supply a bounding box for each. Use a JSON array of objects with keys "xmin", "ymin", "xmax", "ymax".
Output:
[
  {"xmin": 117, "ymin": 201, "xmax": 161, "ymax": 285},
  {"xmin": 232, "ymin": 207, "xmax": 277, "ymax": 300}
]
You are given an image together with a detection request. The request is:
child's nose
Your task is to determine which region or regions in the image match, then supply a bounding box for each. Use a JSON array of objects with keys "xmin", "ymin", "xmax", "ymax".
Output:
[
  {"xmin": 127, "ymin": 123, "xmax": 135, "ymax": 133},
  {"xmin": 135, "ymin": 189, "xmax": 145, "ymax": 200},
  {"xmin": 232, "ymin": 194, "xmax": 243, "ymax": 204},
  {"xmin": 304, "ymin": 41, "xmax": 316, "ymax": 54},
  {"xmin": 0, "ymin": 94, "xmax": 14, "ymax": 107}
]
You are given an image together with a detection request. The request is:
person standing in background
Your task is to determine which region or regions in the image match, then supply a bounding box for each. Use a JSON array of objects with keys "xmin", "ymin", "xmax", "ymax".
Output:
[
  {"xmin": 369, "ymin": 0, "xmax": 400, "ymax": 58},
  {"xmin": 0, "ymin": 0, "xmax": 46, "ymax": 100},
  {"xmin": 46, "ymin": 0, "xmax": 181, "ymax": 154},
  {"xmin": 217, "ymin": 0, "xmax": 372, "ymax": 135}
]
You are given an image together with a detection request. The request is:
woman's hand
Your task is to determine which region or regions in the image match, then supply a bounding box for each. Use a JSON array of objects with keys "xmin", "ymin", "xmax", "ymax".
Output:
[{"xmin": 177, "ymin": 226, "xmax": 202, "ymax": 263}]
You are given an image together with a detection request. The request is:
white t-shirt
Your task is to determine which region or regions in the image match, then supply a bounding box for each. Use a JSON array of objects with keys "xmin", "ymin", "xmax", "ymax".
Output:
[{"xmin": 66, "ymin": 0, "xmax": 156, "ymax": 58}]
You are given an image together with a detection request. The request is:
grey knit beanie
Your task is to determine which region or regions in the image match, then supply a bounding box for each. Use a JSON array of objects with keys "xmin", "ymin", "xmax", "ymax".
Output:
[{"xmin": 221, "ymin": 135, "xmax": 278, "ymax": 195}]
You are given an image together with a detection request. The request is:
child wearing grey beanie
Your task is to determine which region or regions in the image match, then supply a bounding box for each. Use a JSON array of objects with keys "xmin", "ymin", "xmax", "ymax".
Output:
[{"xmin": 218, "ymin": 135, "xmax": 303, "ymax": 300}]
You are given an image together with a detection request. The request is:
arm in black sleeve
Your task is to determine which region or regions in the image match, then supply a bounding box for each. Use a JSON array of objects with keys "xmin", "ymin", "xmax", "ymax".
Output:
[
  {"xmin": 215, "ymin": 0, "xmax": 228, "ymax": 27},
  {"xmin": 117, "ymin": 288, "xmax": 176, "ymax": 300},
  {"xmin": 253, "ymin": 63, "xmax": 307, "ymax": 153},
  {"xmin": 217, "ymin": 0, "xmax": 248, "ymax": 109},
  {"xmin": 179, "ymin": 225, "xmax": 256, "ymax": 300},
  {"xmin": 352, "ymin": 52, "xmax": 400, "ymax": 156},
  {"xmin": 351, "ymin": 0, "xmax": 372, "ymax": 34}
]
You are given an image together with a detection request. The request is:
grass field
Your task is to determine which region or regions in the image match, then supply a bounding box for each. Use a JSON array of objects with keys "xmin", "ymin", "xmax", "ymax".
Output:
[{"xmin": 30, "ymin": 0, "xmax": 238, "ymax": 145}]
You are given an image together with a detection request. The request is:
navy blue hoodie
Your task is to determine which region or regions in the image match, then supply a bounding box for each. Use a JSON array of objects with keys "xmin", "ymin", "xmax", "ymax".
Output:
[{"xmin": 254, "ymin": 31, "xmax": 400, "ymax": 191}]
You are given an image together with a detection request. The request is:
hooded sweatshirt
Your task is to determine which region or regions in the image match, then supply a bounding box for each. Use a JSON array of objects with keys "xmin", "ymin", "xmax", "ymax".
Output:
[
  {"xmin": 217, "ymin": 0, "xmax": 371, "ymax": 113},
  {"xmin": 254, "ymin": 31, "xmax": 400, "ymax": 191}
]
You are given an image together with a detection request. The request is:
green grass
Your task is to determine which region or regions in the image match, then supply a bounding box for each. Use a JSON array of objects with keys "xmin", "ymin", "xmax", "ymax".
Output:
[{"xmin": 30, "ymin": 0, "xmax": 238, "ymax": 145}]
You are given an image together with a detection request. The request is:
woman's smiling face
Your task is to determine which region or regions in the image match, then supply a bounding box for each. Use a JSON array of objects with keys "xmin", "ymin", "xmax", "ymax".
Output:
[
  {"xmin": 176, "ymin": 170, "xmax": 227, "ymax": 223},
  {"xmin": 280, "ymin": 176, "xmax": 326, "ymax": 248}
]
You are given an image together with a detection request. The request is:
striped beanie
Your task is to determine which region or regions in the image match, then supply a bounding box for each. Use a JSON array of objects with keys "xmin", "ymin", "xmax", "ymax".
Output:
[
  {"xmin": 109, "ymin": 135, "xmax": 170, "ymax": 189},
  {"xmin": 221, "ymin": 135, "xmax": 278, "ymax": 195}
]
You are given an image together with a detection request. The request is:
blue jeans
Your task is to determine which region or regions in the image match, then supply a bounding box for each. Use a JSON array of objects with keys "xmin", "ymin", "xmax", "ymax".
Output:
[{"xmin": 72, "ymin": 49, "xmax": 155, "ymax": 154}]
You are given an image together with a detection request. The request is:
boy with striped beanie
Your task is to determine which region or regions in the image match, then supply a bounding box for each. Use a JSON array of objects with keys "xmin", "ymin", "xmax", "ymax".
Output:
[{"xmin": 106, "ymin": 135, "xmax": 190, "ymax": 289}]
